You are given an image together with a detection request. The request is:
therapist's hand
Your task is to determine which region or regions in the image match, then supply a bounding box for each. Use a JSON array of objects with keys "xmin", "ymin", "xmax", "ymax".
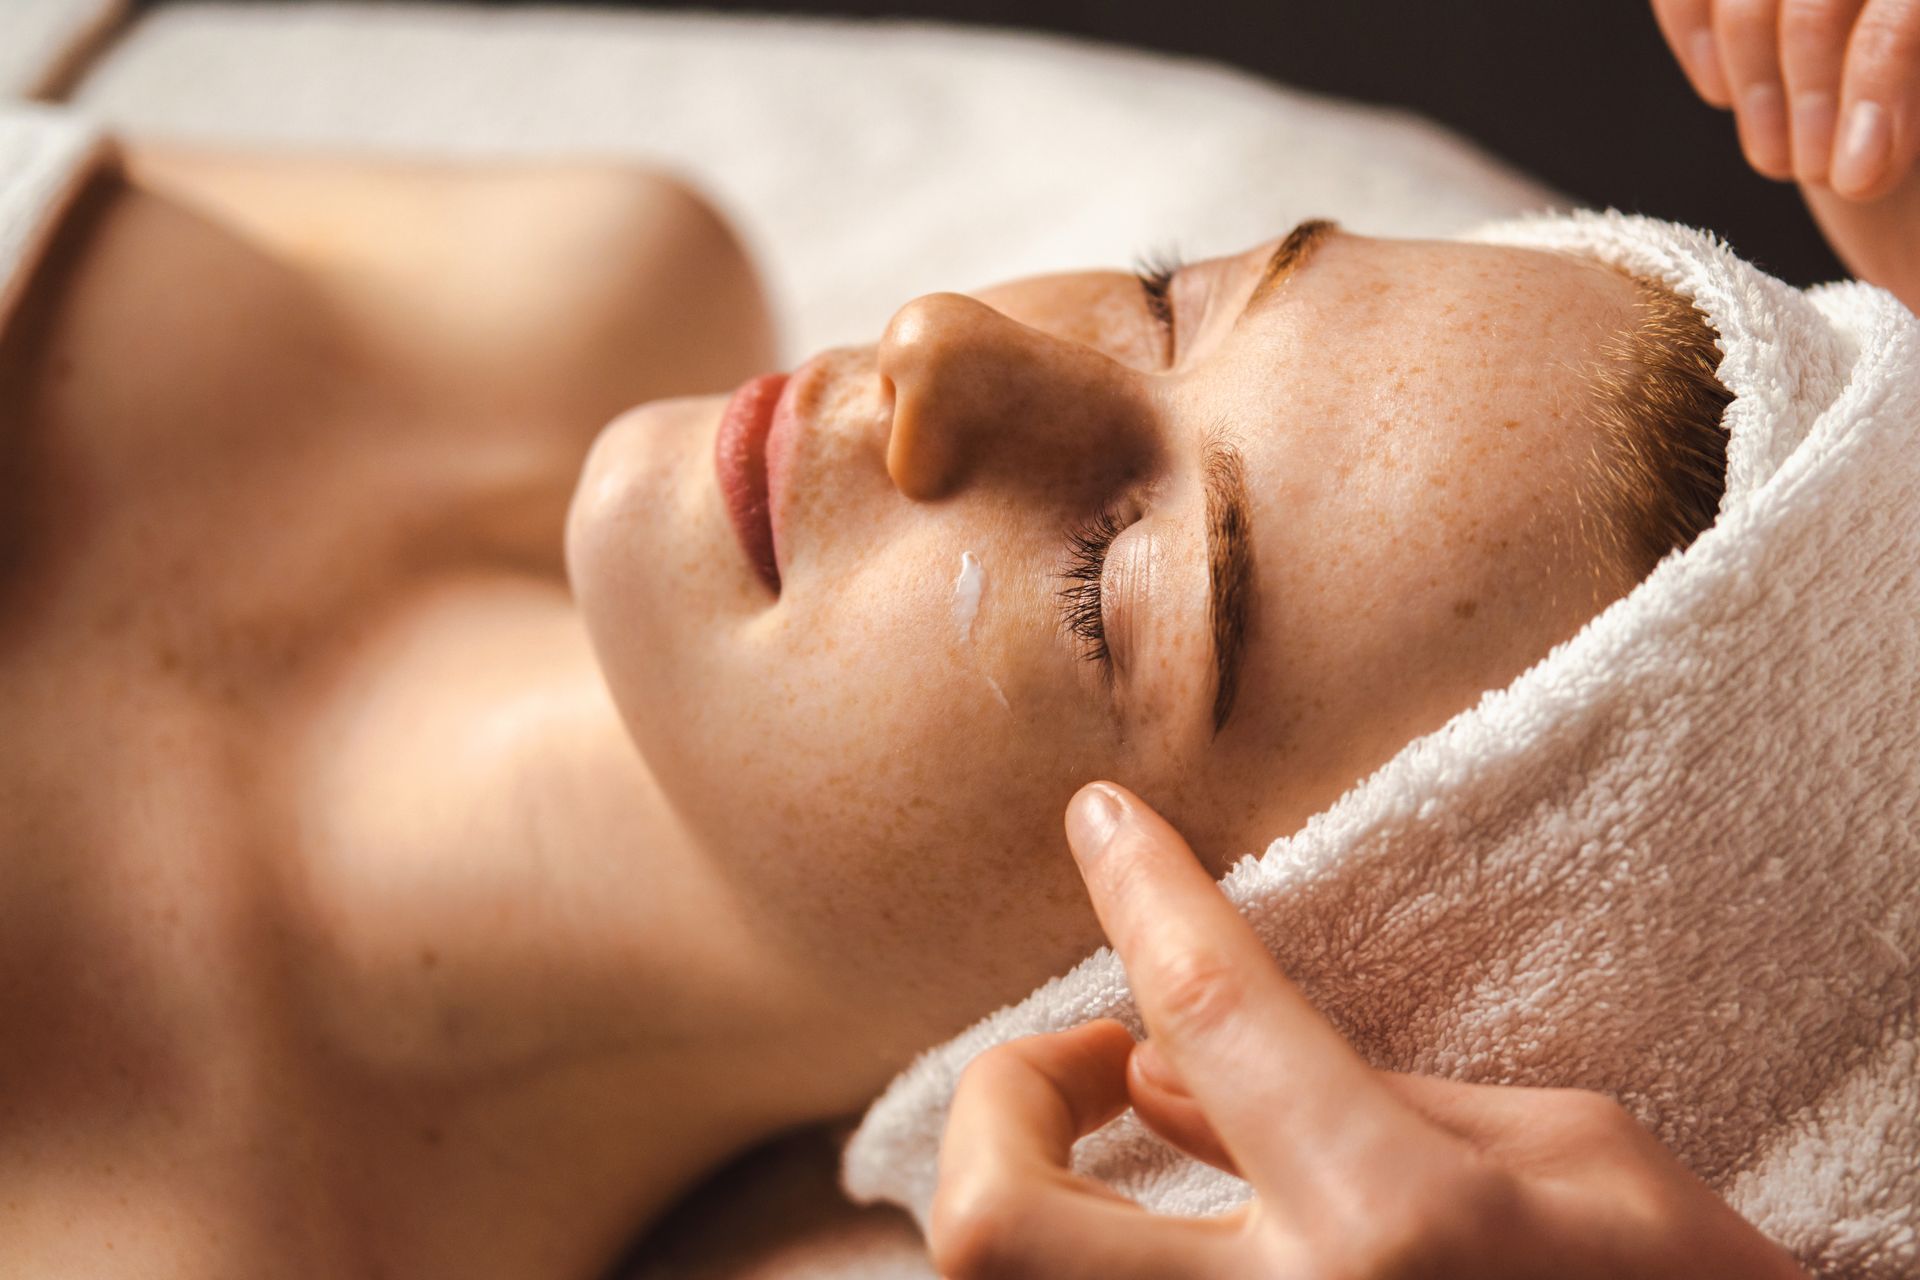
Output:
[
  {"xmin": 928, "ymin": 782, "xmax": 1809, "ymax": 1280},
  {"xmin": 1649, "ymin": 0, "xmax": 1920, "ymax": 310}
]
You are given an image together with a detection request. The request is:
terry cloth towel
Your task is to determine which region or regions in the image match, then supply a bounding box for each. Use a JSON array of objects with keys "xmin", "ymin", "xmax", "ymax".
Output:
[{"xmin": 843, "ymin": 210, "xmax": 1920, "ymax": 1280}]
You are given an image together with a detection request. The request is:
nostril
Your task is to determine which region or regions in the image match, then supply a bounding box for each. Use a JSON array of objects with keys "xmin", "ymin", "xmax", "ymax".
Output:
[
  {"xmin": 884, "ymin": 383, "xmax": 952, "ymax": 502},
  {"xmin": 875, "ymin": 370, "xmax": 903, "ymax": 475}
]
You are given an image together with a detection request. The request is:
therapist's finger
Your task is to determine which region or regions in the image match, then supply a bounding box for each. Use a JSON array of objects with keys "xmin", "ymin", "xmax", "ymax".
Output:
[
  {"xmin": 934, "ymin": 1020, "xmax": 1243, "ymax": 1280},
  {"xmin": 1653, "ymin": 0, "xmax": 1735, "ymax": 104},
  {"xmin": 1780, "ymin": 0, "xmax": 1867, "ymax": 181},
  {"xmin": 1064, "ymin": 783, "xmax": 1444, "ymax": 1195},
  {"xmin": 1716, "ymin": 0, "xmax": 1796, "ymax": 177},
  {"xmin": 1126, "ymin": 1038, "xmax": 1240, "ymax": 1176},
  {"xmin": 1831, "ymin": 0, "xmax": 1920, "ymax": 197}
]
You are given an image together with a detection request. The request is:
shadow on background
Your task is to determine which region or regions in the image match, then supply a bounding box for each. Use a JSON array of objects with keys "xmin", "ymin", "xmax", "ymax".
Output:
[{"xmin": 431, "ymin": 0, "xmax": 1842, "ymax": 287}]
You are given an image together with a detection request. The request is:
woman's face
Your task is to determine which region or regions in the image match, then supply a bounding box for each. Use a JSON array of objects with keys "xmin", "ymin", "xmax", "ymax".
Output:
[{"xmin": 567, "ymin": 225, "xmax": 1639, "ymax": 1061}]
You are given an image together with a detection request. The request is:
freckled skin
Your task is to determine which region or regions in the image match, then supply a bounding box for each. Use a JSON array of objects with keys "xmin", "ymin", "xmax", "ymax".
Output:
[
  {"xmin": 571, "ymin": 231, "xmax": 1643, "ymax": 1065},
  {"xmin": 0, "ymin": 148, "xmax": 1649, "ymax": 1279}
]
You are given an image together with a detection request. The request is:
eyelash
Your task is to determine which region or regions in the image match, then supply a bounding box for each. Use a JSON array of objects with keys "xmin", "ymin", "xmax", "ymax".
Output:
[
  {"xmin": 1059, "ymin": 251, "xmax": 1178, "ymax": 669},
  {"xmin": 1058, "ymin": 509, "xmax": 1125, "ymax": 666},
  {"xmin": 1133, "ymin": 250, "xmax": 1183, "ymax": 343}
]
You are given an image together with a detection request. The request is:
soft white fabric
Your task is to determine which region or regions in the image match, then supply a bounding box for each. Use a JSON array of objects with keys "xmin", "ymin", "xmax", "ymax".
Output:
[
  {"xmin": 844, "ymin": 210, "xmax": 1920, "ymax": 1279},
  {"xmin": 0, "ymin": 103, "xmax": 105, "ymax": 348},
  {"xmin": 0, "ymin": 0, "xmax": 124, "ymax": 99},
  {"xmin": 71, "ymin": 2, "xmax": 1564, "ymax": 360}
]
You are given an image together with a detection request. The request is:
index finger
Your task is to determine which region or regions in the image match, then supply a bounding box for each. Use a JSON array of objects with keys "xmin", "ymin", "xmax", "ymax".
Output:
[{"xmin": 1064, "ymin": 782, "xmax": 1433, "ymax": 1189}]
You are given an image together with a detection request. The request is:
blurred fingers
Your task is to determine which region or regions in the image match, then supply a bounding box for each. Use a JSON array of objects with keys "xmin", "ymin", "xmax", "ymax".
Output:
[
  {"xmin": 1654, "ymin": 0, "xmax": 1736, "ymax": 103},
  {"xmin": 1832, "ymin": 0, "xmax": 1920, "ymax": 196},
  {"xmin": 1716, "ymin": 0, "xmax": 1797, "ymax": 177},
  {"xmin": 1780, "ymin": 0, "xmax": 1867, "ymax": 180}
]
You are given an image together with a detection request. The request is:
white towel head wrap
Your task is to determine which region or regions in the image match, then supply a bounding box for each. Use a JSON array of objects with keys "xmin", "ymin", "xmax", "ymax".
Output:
[{"xmin": 843, "ymin": 210, "xmax": 1920, "ymax": 1279}]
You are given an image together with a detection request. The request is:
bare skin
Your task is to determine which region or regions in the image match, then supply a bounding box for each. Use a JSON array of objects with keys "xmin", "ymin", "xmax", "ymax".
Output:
[
  {"xmin": 0, "ymin": 146, "xmax": 781, "ymax": 1279},
  {"xmin": 5, "ymin": 124, "xmax": 1889, "ymax": 1276},
  {"xmin": 0, "ymin": 143, "xmax": 1635, "ymax": 1277}
]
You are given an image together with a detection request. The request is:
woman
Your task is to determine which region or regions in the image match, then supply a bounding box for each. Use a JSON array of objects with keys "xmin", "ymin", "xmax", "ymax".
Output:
[
  {"xmin": 0, "ymin": 136, "xmax": 1734, "ymax": 1277},
  {"xmin": 0, "ymin": 7, "xmax": 1909, "ymax": 1269}
]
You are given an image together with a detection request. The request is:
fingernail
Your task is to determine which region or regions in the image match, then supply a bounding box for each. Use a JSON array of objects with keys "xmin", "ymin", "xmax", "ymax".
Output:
[
  {"xmin": 1738, "ymin": 83, "xmax": 1790, "ymax": 177},
  {"xmin": 1833, "ymin": 100, "xmax": 1891, "ymax": 196},
  {"xmin": 1133, "ymin": 1038, "xmax": 1188, "ymax": 1097},
  {"xmin": 1066, "ymin": 783, "xmax": 1123, "ymax": 860},
  {"xmin": 1790, "ymin": 91, "xmax": 1838, "ymax": 182},
  {"xmin": 1690, "ymin": 29, "xmax": 1728, "ymax": 102}
]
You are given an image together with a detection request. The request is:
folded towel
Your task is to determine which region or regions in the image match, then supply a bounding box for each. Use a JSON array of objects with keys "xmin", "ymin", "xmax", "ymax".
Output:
[{"xmin": 842, "ymin": 210, "xmax": 1920, "ymax": 1279}]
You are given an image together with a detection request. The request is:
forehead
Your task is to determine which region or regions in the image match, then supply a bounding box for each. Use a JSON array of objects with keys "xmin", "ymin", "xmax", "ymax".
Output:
[
  {"xmin": 1241, "ymin": 232, "xmax": 1635, "ymax": 354},
  {"xmin": 1198, "ymin": 233, "xmax": 1641, "ymax": 763},
  {"xmin": 1206, "ymin": 235, "xmax": 1639, "ymax": 457}
]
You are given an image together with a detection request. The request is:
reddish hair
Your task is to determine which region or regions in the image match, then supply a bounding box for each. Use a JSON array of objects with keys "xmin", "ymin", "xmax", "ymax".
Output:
[{"xmin": 1582, "ymin": 274, "xmax": 1734, "ymax": 586}]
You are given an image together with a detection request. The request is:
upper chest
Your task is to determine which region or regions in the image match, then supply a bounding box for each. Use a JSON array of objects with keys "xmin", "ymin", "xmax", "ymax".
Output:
[{"xmin": 0, "ymin": 171, "xmax": 596, "ymax": 1102}]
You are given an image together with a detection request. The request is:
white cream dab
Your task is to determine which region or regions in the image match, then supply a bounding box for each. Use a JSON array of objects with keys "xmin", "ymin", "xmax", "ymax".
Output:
[
  {"xmin": 952, "ymin": 551, "xmax": 985, "ymax": 646},
  {"xmin": 982, "ymin": 672, "xmax": 1011, "ymax": 712},
  {"xmin": 951, "ymin": 551, "xmax": 1011, "ymax": 711}
]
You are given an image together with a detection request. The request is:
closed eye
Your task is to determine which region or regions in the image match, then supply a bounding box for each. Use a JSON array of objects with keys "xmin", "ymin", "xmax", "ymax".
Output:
[
  {"xmin": 1132, "ymin": 249, "xmax": 1182, "ymax": 365},
  {"xmin": 1057, "ymin": 509, "xmax": 1124, "ymax": 666}
]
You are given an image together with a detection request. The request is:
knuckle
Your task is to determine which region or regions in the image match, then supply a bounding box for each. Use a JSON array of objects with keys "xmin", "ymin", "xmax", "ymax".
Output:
[
  {"xmin": 958, "ymin": 1038, "xmax": 1044, "ymax": 1098},
  {"xmin": 1144, "ymin": 947, "xmax": 1247, "ymax": 1041},
  {"xmin": 950, "ymin": 1048, "xmax": 1006, "ymax": 1106},
  {"xmin": 1332, "ymin": 1163, "xmax": 1525, "ymax": 1280},
  {"xmin": 1852, "ymin": 5, "xmax": 1920, "ymax": 73},
  {"xmin": 928, "ymin": 1175, "xmax": 1029, "ymax": 1280},
  {"xmin": 1550, "ymin": 1088, "xmax": 1644, "ymax": 1143},
  {"xmin": 1781, "ymin": 0, "xmax": 1857, "ymax": 46},
  {"xmin": 1719, "ymin": 0, "xmax": 1780, "ymax": 36}
]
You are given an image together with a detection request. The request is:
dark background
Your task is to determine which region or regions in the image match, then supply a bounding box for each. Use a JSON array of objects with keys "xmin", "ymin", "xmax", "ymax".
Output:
[
  {"xmin": 156, "ymin": 0, "xmax": 1845, "ymax": 286},
  {"xmin": 623, "ymin": 0, "xmax": 1844, "ymax": 285}
]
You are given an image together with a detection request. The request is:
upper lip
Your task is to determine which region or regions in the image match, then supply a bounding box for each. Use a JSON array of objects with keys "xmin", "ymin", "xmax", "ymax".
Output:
[{"xmin": 763, "ymin": 355, "xmax": 828, "ymax": 584}]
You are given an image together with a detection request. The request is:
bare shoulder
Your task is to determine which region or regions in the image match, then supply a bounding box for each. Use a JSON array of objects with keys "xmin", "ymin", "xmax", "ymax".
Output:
[{"xmin": 121, "ymin": 142, "xmax": 779, "ymax": 422}]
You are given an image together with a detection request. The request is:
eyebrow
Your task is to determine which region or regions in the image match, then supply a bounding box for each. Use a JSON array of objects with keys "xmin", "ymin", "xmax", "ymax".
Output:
[
  {"xmin": 1195, "ymin": 220, "xmax": 1332, "ymax": 732},
  {"xmin": 1236, "ymin": 218, "xmax": 1339, "ymax": 329},
  {"xmin": 1202, "ymin": 433, "xmax": 1255, "ymax": 734}
]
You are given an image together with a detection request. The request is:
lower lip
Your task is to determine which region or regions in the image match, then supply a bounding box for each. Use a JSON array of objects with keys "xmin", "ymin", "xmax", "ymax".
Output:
[{"xmin": 715, "ymin": 372, "xmax": 789, "ymax": 595}]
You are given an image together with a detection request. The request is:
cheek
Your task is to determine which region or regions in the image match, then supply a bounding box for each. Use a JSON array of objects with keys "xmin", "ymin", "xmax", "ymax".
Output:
[
  {"xmin": 714, "ymin": 531, "xmax": 1097, "ymax": 870},
  {"xmin": 690, "ymin": 531, "xmax": 1116, "ymax": 1020}
]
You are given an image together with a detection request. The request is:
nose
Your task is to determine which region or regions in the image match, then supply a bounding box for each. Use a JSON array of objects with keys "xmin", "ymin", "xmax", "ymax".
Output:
[{"xmin": 877, "ymin": 292, "xmax": 1149, "ymax": 501}]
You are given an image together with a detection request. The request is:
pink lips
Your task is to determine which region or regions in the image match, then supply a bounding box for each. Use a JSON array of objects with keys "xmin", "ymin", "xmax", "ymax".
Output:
[{"xmin": 715, "ymin": 372, "xmax": 789, "ymax": 594}]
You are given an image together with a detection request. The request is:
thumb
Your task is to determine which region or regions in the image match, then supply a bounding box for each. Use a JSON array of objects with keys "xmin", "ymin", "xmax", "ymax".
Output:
[{"xmin": 1126, "ymin": 1038, "xmax": 1240, "ymax": 1176}]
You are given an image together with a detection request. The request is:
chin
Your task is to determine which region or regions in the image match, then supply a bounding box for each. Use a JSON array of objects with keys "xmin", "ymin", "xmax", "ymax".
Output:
[{"xmin": 565, "ymin": 392, "xmax": 772, "ymax": 783}]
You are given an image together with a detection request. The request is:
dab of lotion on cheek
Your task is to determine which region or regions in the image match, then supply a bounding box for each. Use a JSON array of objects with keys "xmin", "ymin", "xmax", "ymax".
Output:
[{"xmin": 952, "ymin": 551, "xmax": 1011, "ymax": 711}]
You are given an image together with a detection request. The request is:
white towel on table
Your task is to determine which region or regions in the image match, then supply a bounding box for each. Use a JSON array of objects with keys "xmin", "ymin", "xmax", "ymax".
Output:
[
  {"xmin": 843, "ymin": 209, "xmax": 1920, "ymax": 1280},
  {"xmin": 69, "ymin": 2, "xmax": 1564, "ymax": 360}
]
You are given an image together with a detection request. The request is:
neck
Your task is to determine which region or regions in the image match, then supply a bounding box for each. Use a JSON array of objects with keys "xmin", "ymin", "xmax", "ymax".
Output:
[{"xmin": 310, "ymin": 582, "xmax": 888, "ymax": 1277}]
